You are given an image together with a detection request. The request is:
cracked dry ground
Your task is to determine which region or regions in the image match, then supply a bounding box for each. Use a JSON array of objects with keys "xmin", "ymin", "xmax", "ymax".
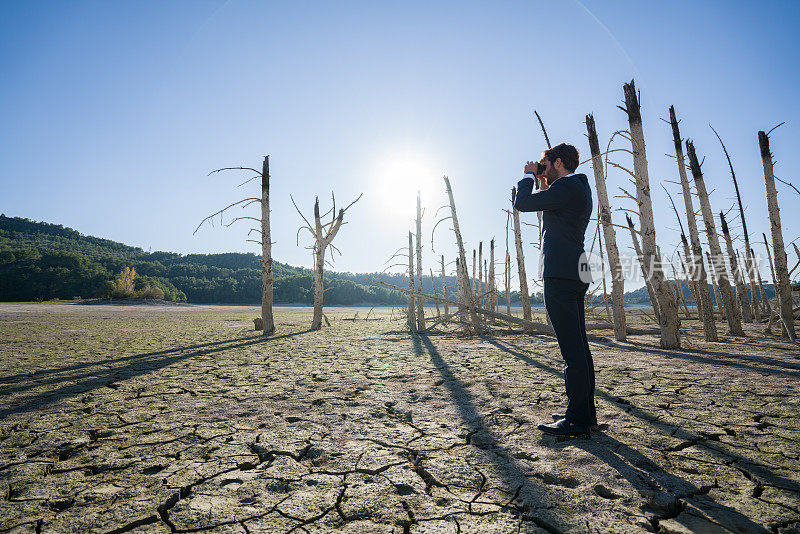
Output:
[{"xmin": 1, "ymin": 305, "xmax": 799, "ymax": 533}]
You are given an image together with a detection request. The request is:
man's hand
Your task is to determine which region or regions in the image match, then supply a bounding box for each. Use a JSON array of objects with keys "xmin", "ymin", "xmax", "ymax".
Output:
[
  {"xmin": 524, "ymin": 161, "xmax": 539, "ymax": 175},
  {"xmin": 537, "ymin": 176, "xmax": 549, "ymax": 190}
]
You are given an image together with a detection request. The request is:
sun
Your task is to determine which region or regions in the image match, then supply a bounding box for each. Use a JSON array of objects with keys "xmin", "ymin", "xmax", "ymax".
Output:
[{"xmin": 371, "ymin": 150, "xmax": 442, "ymax": 223}]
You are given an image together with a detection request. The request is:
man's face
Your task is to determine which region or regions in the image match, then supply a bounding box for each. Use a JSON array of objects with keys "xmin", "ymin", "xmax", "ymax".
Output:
[{"xmin": 540, "ymin": 157, "xmax": 560, "ymax": 185}]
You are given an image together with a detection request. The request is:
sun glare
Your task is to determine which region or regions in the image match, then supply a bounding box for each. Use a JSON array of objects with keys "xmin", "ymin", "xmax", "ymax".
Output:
[{"xmin": 372, "ymin": 150, "xmax": 442, "ymax": 222}]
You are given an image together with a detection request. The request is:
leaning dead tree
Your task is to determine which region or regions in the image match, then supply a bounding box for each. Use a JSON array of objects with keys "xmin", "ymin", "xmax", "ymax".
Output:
[
  {"xmin": 686, "ymin": 139, "xmax": 745, "ymax": 336},
  {"xmin": 626, "ymin": 214, "xmax": 660, "ymax": 323},
  {"xmin": 711, "ymin": 125, "xmax": 761, "ymax": 320},
  {"xmin": 511, "ymin": 187, "xmax": 532, "ymax": 323},
  {"xmin": 669, "ymin": 107, "xmax": 717, "ymax": 341},
  {"xmin": 195, "ymin": 156, "xmax": 275, "ymax": 335},
  {"xmin": 443, "ymin": 176, "xmax": 481, "ymax": 331},
  {"xmin": 415, "ymin": 192, "xmax": 425, "ymax": 331},
  {"xmin": 759, "ymin": 130, "xmax": 796, "ymax": 340},
  {"xmin": 407, "ymin": 232, "xmax": 416, "ymax": 332},
  {"xmin": 622, "ymin": 80, "xmax": 680, "ymax": 348},
  {"xmin": 293, "ymin": 192, "xmax": 362, "ymax": 330},
  {"xmin": 586, "ymin": 113, "xmax": 626, "ymax": 341},
  {"xmin": 720, "ymin": 212, "xmax": 754, "ymax": 323}
]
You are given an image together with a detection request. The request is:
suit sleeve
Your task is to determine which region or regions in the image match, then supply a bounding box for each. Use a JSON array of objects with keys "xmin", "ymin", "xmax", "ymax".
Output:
[{"xmin": 514, "ymin": 174, "xmax": 571, "ymax": 212}]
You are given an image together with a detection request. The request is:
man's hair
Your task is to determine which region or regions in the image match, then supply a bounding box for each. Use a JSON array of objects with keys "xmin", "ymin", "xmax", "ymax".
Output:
[{"xmin": 541, "ymin": 143, "xmax": 580, "ymax": 173}]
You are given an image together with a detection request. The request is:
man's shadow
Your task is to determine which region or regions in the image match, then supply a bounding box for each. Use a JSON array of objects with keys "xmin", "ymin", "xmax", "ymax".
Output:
[
  {"xmin": 410, "ymin": 333, "xmax": 574, "ymax": 531},
  {"xmin": 487, "ymin": 337, "xmax": 775, "ymax": 533}
]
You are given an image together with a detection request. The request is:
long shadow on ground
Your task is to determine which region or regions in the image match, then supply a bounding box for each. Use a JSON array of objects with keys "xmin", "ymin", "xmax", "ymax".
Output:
[
  {"xmin": 412, "ymin": 333, "xmax": 572, "ymax": 532},
  {"xmin": 488, "ymin": 338, "xmax": 795, "ymax": 531},
  {"xmin": 602, "ymin": 339, "xmax": 800, "ymax": 378},
  {"xmin": 0, "ymin": 329, "xmax": 313, "ymax": 418}
]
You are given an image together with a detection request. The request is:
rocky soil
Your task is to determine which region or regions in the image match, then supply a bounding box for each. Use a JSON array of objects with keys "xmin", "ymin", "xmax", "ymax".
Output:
[{"xmin": 1, "ymin": 304, "xmax": 798, "ymax": 533}]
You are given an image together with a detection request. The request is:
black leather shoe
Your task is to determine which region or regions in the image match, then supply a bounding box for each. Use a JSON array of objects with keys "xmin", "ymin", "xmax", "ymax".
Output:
[
  {"xmin": 552, "ymin": 413, "xmax": 599, "ymax": 428},
  {"xmin": 538, "ymin": 418, "xmax": 590, "ymax": 437}
]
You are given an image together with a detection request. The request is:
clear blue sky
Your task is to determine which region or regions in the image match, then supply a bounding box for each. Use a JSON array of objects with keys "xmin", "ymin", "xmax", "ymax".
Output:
[{"xmin": 2, "ymin": 1, "xmax": 798, "ymax": 290}]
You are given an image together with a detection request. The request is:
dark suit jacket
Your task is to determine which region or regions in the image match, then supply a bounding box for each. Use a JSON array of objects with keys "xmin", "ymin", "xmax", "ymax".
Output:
[{"xmin": 514, "ymin": 173, "xmax": 593, "ymax": 282}]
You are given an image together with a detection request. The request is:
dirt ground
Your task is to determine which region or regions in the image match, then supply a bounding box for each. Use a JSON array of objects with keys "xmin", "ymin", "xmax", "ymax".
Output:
[{"xmin": 1, "ymin": 303, "xmax": 798, "ymax": 533}]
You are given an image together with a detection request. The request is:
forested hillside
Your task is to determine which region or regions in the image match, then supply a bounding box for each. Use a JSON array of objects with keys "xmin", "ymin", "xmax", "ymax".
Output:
[
  {"xmin": 1, "ymin": 215, "xmax": 775, "ymax": 306},
  {"xmin": 0, "ymin": 215, "xmax": 442, "ymax": 304}
]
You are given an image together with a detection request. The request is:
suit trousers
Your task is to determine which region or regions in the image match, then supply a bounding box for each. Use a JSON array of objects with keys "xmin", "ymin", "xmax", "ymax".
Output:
[{"xmin": 543, "ymin": 277, "xmax": 596, "ymax": 427}]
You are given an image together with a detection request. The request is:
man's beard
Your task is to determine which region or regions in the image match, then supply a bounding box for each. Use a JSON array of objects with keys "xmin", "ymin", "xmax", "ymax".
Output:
[{"xmin": 544, "ymin": 165, "xmax": 559, "ymax": 185}]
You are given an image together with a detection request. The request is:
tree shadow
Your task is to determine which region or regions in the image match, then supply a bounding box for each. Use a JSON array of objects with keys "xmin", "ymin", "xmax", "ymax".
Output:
[
  {"xmin": 487, "ymin": 338, "xmax": 800, "ymax": 512},
  {"xmin": 0, "ymin": 329, "xmax": 313, "ymax": 418},
  {"xmin": 602, "ymin": 339, "xmax": 800, "ymax": 378},
  {"xmin": 565, "ymin": 433, "xmax": 769, "ymax": 533}
]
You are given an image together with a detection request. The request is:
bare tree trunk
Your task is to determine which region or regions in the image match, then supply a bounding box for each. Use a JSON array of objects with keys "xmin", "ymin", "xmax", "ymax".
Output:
[
  {"xmin": 483, "ymin": 259, "xmax": 488, "ymax": 310},
  {"xmin": 489, "ymin": 239, "xmax": 496, "ymax": 312},
  {"xmin": 627, "ymin": 215, "xmax": 661, "ymax": 323},
  {"xmin": 686, "ymin": 140, "xmax": 744, "ymax": 336},
  {"xmin": 444, "ymin": 176, "xmax": 480, "ymax": 330},
  {"xmin": 706, "ymin": 251, "xmax": 724, "ymax": 317},
  {"xmin": 597, "ymin": 223, "xmax": 612, "ymax": 322},
  {"xmin": 294, "ymin": 192, "xmax": 361, "ymax": 331},
  {"xmin": 762, "ymin": 235, "xmax": 778, "ymax": 334},
  {"xmin": 511, "ymin": 187, "xmax": 532, "ymax": 323},
  {"xmin": 753, "ymin": 246, "xmax": 771, "ymax": 317},
  {"xmin": 720, "ymin": 212, "xmax": 754, "ymax": 323},
  {"xmin": 624, "ymin": 81, "xmax": 680, "ymax": 347},
  {"xmin": 430, "ymin": 268, "xmax": 440, "ymax": 317},
  {"xmin": 415, "ymin": 192, "xmax": 425, "ymax": 331},
  {"xmin": 759, "ymin": 131, "xmax": 796, "ymax": 340},
  {"xmin": 478, "ymin": 242, "xmax": 484, "ymax": 310},
  {"xmin": 670, "ymin": 106, "xmax": 717, "ymax": 341},
  {"xmin": 472, "ymin": 249, "xmax": 477, "ymax": 302},
  {"xmin": 312, "ymin": 210, "xmax": 326, "ymax": 330},
  {"xmin": 408, "ymin": 232, "xmax": 416, "ymax": 332},
  {"xmin": 712, "ymin": 125, "xmax": 762, "ymax": 321},
  {"xmin": 441, "ymin": 255, "xmax": 448, "ymax": 317},
  {"xmin": 678, "ymin": 247, "xmax": 700, "ymax": 319},
  {"xmin": 260, "ymin": 156, "xmax": 275, "ymax": 335},
  {"xmin": 678, "ymin": 241, "xmax": 708, "ymax": 320},
  {"xmin": 586, "ymin": 113, "xmax": 626, "ymax": 341},
  {"xmin": 504, "ymin": 215, "xmax": 512, "ymax": 325}
]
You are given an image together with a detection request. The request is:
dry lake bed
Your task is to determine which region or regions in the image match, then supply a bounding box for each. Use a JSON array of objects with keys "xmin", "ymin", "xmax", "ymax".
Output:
[{"xmin": 1, "ymin": 303, "xmax": 799, "ymax": 533}]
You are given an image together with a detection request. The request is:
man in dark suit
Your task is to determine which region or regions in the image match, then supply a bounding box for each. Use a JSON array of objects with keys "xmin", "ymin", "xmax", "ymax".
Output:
[{"xmin": 514, "ymin": 143, "xmax": 595, "ymax": 437}]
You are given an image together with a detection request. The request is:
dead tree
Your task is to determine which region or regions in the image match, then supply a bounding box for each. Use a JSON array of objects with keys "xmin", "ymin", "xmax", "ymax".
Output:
[
  {"xmin": 293, "ymin": 193, "xmax": 362, "ymax": 330},
  {"xmin": 478, "ymin": 242, "xmax": 484, "ymax": 309},
  {"xmin": 534, "ymin": 110, "xmax": 550, "ymax": 277},
  {"xmin": 511, "ymin": 187, "xmax": 533, "ymax": 323},
  {"xmin": 586, "ymin": 113, "xmax": 626, "ymax": 341},
  {"xmin": 686, "ymin": 140, "xmax": 744, "ymax": 336},
  {"xmin": 407, "ymin": 232, "xmax": 416, "ymax": 331},
  {"xmin": 678, "ymin": 249, "xmax": 700, "ymax": 317},
  {"xmin": 430, "ymin": 268, "xmax": 441, "ymax": 317},
  {"xmin": 505, "ymin": 213, "xmax": 513, "ymax": 322},
  {"xmin": 622, "ymin": 81, "xmax": 680, "ymax": 347},
  {"xmin": 762, "ymin": 235, "xmax": 780, "ymax": 333},
  {"xmin": 720, "ymin": 212, "xmax": 754, "ymax": 323},
  {"xmin": 669, "ymin": 107, "xmax": 717, "ymax": 341},
  {"xmin": 489, "ymin": 239, "xmax": 496, "ymax": 312},
  {"xmin": 752, "ymin": 246, "xmax": 772, "ymax": 319},
  {"xmin": 711, "ymin": 125, "xmax": 761, "ymax": 320},
  {"xmin": 444, "ymin": 176, "xmax": 480, "ymax": 331},
  {"xmin": 706, "ymin": 251, "xmax": 725, "ymax": 317},
  {"xmin": 195, "ymin": 156, "xmax": 275, "ymax": 335},
  {"xmin": 441, "ymin": 255, "xmax": 448, "ymax": 317},
  {"xmin": 626, "ymin": 214, "xmax": 661, "ymax": 323},
  {"xmin": 415, "ymin": 192, "xmax": 425, "ymax": 331},
  {"xmin": 759, "ymin": 130, "xmax": 796, "ymax": 339}
]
